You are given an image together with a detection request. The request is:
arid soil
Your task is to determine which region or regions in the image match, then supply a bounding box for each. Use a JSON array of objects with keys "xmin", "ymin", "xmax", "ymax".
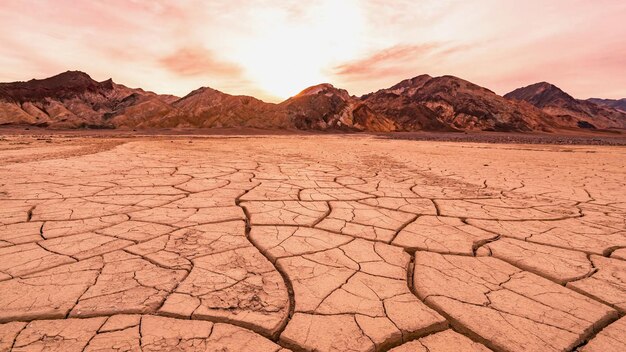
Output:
[{"xmin": 0, "ymin": 133, "xmax": 624, "ymax": 352}]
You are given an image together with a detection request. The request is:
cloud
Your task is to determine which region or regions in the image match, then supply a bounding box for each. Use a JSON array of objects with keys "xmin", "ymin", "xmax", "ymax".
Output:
[
  {"xmin": 159, "ymin": 47, "xmax": 243, "ymax": 78},
  {"xmin": 333, "ymin": 43, "xmax": 442, "ymax": 78},
  {"xmin": 0, "ymin": 0, "xmax": 624, "ymax": 99}
]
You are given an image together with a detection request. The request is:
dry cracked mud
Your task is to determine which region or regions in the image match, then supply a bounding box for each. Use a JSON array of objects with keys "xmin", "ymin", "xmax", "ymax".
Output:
[{"xmin": 0, "ymin": 133, "xmax": 625, "ymax": 352}]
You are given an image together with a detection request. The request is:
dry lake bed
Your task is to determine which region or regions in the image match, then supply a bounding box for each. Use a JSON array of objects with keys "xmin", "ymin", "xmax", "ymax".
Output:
[{"xmin": 0, "ymin": 133, "xmax": 625, "ymax": 352}]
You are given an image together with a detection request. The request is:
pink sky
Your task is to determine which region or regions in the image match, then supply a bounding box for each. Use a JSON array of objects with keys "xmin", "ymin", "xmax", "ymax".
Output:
[{"xmin": 1, "ymin": 0, "xmax": 624, "ymax": 102}]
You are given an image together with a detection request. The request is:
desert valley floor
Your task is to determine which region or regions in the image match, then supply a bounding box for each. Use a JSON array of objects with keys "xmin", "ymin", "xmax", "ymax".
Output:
[{"xmin": 0, "ymin": 133, "xmax": 625, "ymax": 352}]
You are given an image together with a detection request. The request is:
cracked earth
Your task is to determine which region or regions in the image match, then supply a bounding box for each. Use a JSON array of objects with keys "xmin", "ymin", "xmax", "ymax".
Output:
[{"xmin": 0, "ymin": 134, "xmax": 625, "ymax": 352}]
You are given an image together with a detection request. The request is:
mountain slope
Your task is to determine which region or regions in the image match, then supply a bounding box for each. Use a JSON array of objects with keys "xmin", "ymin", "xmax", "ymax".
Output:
[{"xmin": 505, "ymin": 82, "xmax": 626, "ymax": 129}]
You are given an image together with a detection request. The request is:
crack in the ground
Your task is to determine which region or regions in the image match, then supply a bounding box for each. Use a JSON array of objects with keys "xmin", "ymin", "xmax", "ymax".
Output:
[
  {"xmin": 236, "ymin": 186, "xmax": 296, "ymax": 342},
  {"xmin": 1, "ymin": 138, "xmax": 625, "ymax": 352}
]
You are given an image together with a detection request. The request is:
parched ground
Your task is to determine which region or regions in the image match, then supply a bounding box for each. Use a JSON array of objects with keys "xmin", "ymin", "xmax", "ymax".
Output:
[{"xmin": 0, "ymin": 133, "xmax": 625, "ymax": 352}]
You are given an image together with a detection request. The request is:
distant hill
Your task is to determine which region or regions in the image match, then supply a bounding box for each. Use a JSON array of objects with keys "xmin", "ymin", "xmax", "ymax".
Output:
[
  {"xmin": 504, "ymin": 82, "xmax": 626, "ymax": 130},
  {"xmin": 587, "ymin": 98, "xmax": 626, "ymax": 113}
]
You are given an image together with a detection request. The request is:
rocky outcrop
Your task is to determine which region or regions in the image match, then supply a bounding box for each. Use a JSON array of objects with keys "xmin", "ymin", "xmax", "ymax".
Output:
[{"xmin": 281, "ymin": 84, "xmax": 396, "ymax": 131}]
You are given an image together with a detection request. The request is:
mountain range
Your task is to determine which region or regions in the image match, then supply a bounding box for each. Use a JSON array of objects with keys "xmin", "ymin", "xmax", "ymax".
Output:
[
  {"xmin": 587, "ymin": 98, "xmax": 626, "ymax": 113},
  {"xmin": 0, "ymin": 71, "xmax": 624, "ymax": 132}
]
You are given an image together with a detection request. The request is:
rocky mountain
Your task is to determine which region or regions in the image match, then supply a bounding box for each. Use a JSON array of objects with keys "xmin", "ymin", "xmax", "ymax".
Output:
[
  {"xmin": 504, "ymin": 82, "xmax": 626, "ymax": 129},
  {"xmin": 1, "ymin": 71, "xmax": 623, "ymax": 133},
  {"xmin": 587, "ymin": 98, "xmax": 626, "ymax": 113},
  {"xmin": 0, "ymin": 71, "xmax": 177, "ymax": 128},
  {"xmin": 362, "ymin": 75, "xmax": 553, "ymax": 132},
  {"xmin": 361, "ymin": 75, "xmax": 449, "ymax": 131},
  {"xmin": 280, "ymin": 84, "xmax": 395, "ymax": 131}
]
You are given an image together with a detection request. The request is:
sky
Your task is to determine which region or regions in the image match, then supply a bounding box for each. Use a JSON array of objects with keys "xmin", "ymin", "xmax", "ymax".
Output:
[{"xmin": 0, "ymin": 0, "xmax": 625, "ymax": 102}]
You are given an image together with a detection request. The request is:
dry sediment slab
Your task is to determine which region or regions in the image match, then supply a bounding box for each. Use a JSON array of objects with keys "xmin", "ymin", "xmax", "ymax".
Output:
[{"xmin": 0, "ymin": 134, "xmax": 624, "ymax": 351}]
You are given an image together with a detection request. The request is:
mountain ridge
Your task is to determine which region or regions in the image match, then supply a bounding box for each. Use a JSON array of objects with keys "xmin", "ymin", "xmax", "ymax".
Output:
[{"xmin": 0, "ymin": 71, "xmax": 624, "ymax": 132}]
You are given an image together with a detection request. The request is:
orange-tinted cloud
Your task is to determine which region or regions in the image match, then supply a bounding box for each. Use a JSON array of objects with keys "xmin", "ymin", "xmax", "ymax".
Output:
[
  {"xmin": 159, "ymin": 47, "xmax": 242, "ymax": 78},
  {"xmin": 0, "ymin": 0, "xmax": 624, "ymax": 100},
  {"xmin": 334, "ymin": 44, "xmax": 441, "ymax": 77}
]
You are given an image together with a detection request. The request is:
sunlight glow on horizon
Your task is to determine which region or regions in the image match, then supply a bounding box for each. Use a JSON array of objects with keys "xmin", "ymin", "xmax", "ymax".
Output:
[
  {"xmin": 0, "ymin": 0, "xmax": 625, "ymax": 101},
  {"xmin": 227, "ymin": 0, "xmax": 366, "ymax": 99}
]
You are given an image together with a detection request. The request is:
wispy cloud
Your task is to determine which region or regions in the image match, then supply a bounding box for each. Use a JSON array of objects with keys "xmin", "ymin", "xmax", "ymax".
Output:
[
  {"xmin": 334, "ymin": 44, "xmax": 442, "ymax": 77},
  {"xmin": 159, "ymin": 47, "xmax": 243, "ymax": 78}
]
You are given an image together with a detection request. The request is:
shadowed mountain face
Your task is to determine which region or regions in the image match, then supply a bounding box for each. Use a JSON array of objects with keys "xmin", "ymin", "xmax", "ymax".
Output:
[
  {"xmin": 505, "ymin": 82, "xmax": 626, "ymax": 129},
  {"xmin": 0, "ymin": 71, "xmax": 622, "ymax": 132}
]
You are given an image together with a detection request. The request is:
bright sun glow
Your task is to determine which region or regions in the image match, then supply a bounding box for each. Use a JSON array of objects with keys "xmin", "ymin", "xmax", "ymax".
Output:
[{"xmin": 230, "ymin": 0, "xmax": 366, "ymax": 100}]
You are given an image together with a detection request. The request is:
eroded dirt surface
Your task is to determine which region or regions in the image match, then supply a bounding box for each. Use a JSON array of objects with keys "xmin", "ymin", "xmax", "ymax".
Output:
[{"xmin": 0, "ymin": 134, "xmax": 625, "ymax": 352}]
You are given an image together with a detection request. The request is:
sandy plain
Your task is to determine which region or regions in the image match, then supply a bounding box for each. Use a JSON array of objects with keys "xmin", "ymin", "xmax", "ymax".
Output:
[{"xmin": 0, "ymin": 132, "xmax": 624, "ymax": 352}]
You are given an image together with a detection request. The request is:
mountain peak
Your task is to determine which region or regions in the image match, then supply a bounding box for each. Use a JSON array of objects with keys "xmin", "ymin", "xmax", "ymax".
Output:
[
  {"xmin": 0, "ymin": 70, "xmax": 107, "ymax": 103},
  {"xmin": 31, "ymin": 71, "xmax": 96, "ymax": 87},
  {"xmin": 295, "ymin": 83, "xmax": 339, "ymax": 97},
  {"xmin": 100, "ymin": 78, "xmax": 115, "ymax": 89},
  {"xmin": 386, "ymin": 74, "xmax": 433, "ymax": 93},
  {"xmin": 54, "ymin": 70, "xmax": 93, "ymax": 80},
  {"xmin": 522, "ymin": 81, "xmax": 561, "ymax": 93},
  {"xmin": 290, "ymin": 83, "xmax": 352, "ymax": 102},
  {"xmin": 506, "ymin": 81, "xmax": 568, "ymax": 95},
  {"xmin": 23, "ymin": 70, "xmax": 97, "ymax": 89},
  {"xmin": 182, "ymin": 86, "xmax": 224, "ymax": 98},
  {"xmin": 504, "ymin": 82, "xmax": 574, "ymax": 108}
]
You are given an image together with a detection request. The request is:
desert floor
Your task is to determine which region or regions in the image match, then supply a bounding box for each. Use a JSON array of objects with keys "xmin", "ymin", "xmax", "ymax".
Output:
[{"xmin": 0, "ymin": 133, "xmax": 624, "ymax": 352}]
